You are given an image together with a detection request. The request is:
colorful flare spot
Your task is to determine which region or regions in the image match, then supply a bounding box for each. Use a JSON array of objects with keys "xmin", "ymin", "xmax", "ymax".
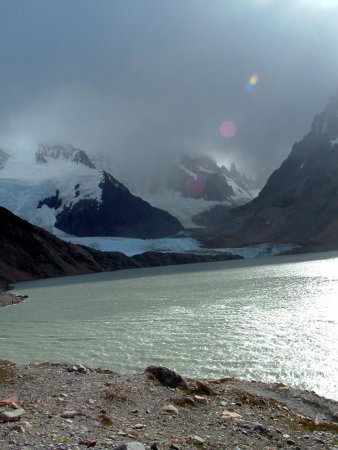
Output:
[
  {"xmin": 246, "ymin": 73, "xmax": 259, "ymax": 92},
  {"xmin": 219, "ymin": 120, "xmax": 237, "ymax": 138},
  {"xmin": 185, "ymin": 173, "xmax": 207, "ymax": 197}
]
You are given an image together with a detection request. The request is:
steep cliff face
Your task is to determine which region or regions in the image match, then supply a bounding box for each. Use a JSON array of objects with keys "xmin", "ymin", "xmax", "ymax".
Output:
[{"xmin": 199, "ymin": 94, "xmax": 338, "ymax": 249}]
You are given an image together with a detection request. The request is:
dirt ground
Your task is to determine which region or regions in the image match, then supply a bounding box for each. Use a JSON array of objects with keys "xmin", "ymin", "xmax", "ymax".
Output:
[{"xmin": 0, "ymin": 360, "xmax": 337, "ymax": 450}]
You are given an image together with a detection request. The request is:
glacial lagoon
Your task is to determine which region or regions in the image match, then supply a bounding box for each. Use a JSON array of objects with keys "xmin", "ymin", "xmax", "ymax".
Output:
[{"xmin": 1, "ymin": 251, "xmax": 337, "ymax": 400}]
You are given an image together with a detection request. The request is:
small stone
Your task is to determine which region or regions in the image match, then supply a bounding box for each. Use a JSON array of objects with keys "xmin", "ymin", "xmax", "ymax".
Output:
[
  {"xmin": 286, "ymin": 439, "xmax": 296, "ymax": 446},
  {"xmin": 193, "ymin": 395, "xmax": 209, "ymax": 405},
  {"xmin": 11, "ymin": 424, "xmax": 25, "ymax": 433},
  {"xmin": 134, "ymin": 423, "xmax": 145, "ymax": 429},
  {"xmin": 0, "ymin": 395, "xmax": 19, "ymax": 407},
  {"xmin": 160, "ymin": 405, "xmax": 179, "ymax": 415},
  {"xmin": 65, "ymin": 418, "xmax": 73, "ymax": 424},
  {"xmin": 79, "ymin": 440, "xmax": 97, "ymax": 447},
  {"xmin": 0, "ymin": 406, "xmax": 25, "ymax": 422},
  {"xmin": 78, "ymin": 365, "xmax": 88, "ymax": 373},
  {"xmin": 313, "ymin": 437, "xmax": 325, "ymax": 444},
  {"xmin": 220, "ymin": 410, "xmax": 242, "ymax": 420},
  {"xmin": 61, "ymin": 410, "xmax": 78, "ymax": 418},
  {"xmin": 87, "ymin": 398, "xmax": 95, "ymax": 404},
  {"xmin": 21, "ymin": 420, "xmax": 33, "ymax": 430},
  {"xmin": 170, "ymin": 445, "xmax": 181, "ymax": 450},
  {"xmin": 112, "ymin": 442, "xmax": 146, "ymax": 450},
  {"xmin": 191, "ymin": 435, "xmax": 205, "ymax": 444},
  {"xmin": 195, "ymin": 380, "xmax": 217, "ymax": 396},
  {"xmin": 184, "ymin": 396, "xmax": 196, "ymax": 406}
]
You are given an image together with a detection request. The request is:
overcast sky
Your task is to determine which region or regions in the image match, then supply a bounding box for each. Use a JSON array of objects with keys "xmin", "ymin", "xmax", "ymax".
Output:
[{"xmin": 1, "ymin": 0, "xmax": 338, "ymax": 176}]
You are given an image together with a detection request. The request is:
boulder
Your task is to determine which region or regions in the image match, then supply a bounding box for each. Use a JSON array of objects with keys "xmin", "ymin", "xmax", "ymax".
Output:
[
  {"xmin": 112, "ymin": 443, "xmax": 146, "ymax": 450},
  {"xmin": 145, "ymin": 366, "xmax": 189, "ymax": 390}
]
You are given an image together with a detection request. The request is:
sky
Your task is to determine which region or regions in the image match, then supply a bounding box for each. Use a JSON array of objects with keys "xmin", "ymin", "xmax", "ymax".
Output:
[{"xmin": 0, "ymin": 0, "xmax": 338, "ymax": 178}]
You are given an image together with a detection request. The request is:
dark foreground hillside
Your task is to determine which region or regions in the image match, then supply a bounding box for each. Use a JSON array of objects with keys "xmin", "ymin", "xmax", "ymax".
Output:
[{"xmin": 0, "ymin": 206, "xmax": 239, "ymax": 305}]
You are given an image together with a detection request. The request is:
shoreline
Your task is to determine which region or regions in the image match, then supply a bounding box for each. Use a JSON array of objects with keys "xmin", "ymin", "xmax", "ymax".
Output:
[
  {"xmin": 0, "ymin": 361, "xmax": 337, "ymax": 450},
  {"xmin": 0, "ymin": 289, "xmax": 27, "ymax": 307}
]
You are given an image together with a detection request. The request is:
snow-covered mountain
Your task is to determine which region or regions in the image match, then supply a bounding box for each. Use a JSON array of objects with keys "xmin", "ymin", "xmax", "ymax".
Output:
[
  {"xmin": 35, "ymin": 143, "xmax": 96, "ymax": 169},
  {"xmin": 0, "ymin": 144, "xmax": 183, "ymax": 238},
  {"xmin": 170, "ymin": 155, "xmax": 258, "ymax": 203},
  {"xmin": 95, "ymin": 154, "xmax": 260, "ymax": 228}
]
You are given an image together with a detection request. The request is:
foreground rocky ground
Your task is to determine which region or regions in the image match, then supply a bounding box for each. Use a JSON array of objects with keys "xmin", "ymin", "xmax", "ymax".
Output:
[{"xmin": 0, "ymin": 362, "xmax": 337, "ymax": 450}]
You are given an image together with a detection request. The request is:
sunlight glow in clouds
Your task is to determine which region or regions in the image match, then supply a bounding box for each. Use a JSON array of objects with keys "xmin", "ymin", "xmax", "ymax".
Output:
[
  {"xmin": 297, "ymin": 0, "xmax": 338, "ymax": 9},
  {"xmin": 252, "ymin": 0, "xmax": 338, "ymax": 8}
]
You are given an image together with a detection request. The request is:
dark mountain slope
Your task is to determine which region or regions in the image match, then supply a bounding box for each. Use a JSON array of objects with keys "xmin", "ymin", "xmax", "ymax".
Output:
[
  {"xmin": 55, "ymin": 172, "xmax": 183, "ymax": 238},
  {"xmin": 0, "ymin": 206, "xmax": 139, "ymax": 285},
  {"xmin": 0, "ymin": 207, "xmax": 239, "ymax": 290},
  {"xmin": 198, "ymin": 94, "xmax": 338, "ymax": 250}
]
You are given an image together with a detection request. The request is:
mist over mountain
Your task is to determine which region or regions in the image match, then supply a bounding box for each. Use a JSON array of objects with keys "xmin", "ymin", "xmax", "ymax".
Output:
[
  {"xmin": 195, "ymin": 94, "xmax": 338, "ymax": 250},
  {"xmin": 1, "ymin": 1, "xmax": 338, "ymax": 182}
]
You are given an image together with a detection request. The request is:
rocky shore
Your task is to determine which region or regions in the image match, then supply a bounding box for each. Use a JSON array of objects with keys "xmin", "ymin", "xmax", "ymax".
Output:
[
  {"xmin": 0, "ymin": 362, "xmax": 337, "ymax": 450},
  {"xmin": 0, "ymin": 290, "xmax": 26, "ymax": 307}
]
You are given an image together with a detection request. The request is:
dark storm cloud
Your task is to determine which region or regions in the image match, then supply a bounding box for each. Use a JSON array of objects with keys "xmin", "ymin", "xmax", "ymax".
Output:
[{"xmin": 0, "ymin": 0, "xmax": 338, "ymax": 175}]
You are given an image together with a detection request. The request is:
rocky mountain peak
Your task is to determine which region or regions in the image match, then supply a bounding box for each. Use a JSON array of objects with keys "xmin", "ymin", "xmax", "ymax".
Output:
[
  {"xmin": 310, "ymin": 94, "xmax": 338, "ymax": 141},
  {"xmin": 198, "ymin": 92, "xmax": 338, "ymax": 249},
  {"xmin": 35, "ymin": 143, "xmax": 96, "ymax": 169},
  {"xmin": 0, "ymin": 149, "xmax": 9, "ymax": 170}
]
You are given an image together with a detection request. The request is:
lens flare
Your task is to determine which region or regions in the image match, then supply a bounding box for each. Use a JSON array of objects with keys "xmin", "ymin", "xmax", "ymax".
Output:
[
  {"xmin": 219, "ymin": 120, "xmax": 237, "ymax": 138},
  {"xmin": 185, "ymin": 173, "xmax": 207, "ymax": 197},
  {"xmin": 246, "ymin": 73, "xmax": 259, "ymax": 92}
]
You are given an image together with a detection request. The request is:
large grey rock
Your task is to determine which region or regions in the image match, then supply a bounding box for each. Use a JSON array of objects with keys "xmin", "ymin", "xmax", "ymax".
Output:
[
  {"xmin": 145, "ymin": 365, "xmax": 189, "ymax": 390},
  {"xmin": 112, "ymin": 443, "xmax": 146, "ymax": 450},
  {"xmin": 0, "ymin": 406, "xmax": 25, "ymax": 422}
]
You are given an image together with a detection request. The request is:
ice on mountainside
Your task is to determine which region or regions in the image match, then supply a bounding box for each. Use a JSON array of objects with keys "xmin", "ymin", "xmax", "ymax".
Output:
[
  {"xmin": 0, "ymin": 147, "xmax": 102, "ymax": 232},
  {"xmin": 0, "ymin": 144, "xmax": 182, "ymax": 239},
  {"xmin": 36, "ymin": 143, "xmax": 96, "ymax": 169}
]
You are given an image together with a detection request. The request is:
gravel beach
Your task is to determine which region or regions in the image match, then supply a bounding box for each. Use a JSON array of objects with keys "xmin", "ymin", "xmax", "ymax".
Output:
[{"xmin": 0, "ymin": 361, "xmax": 337, "ymax": 450}]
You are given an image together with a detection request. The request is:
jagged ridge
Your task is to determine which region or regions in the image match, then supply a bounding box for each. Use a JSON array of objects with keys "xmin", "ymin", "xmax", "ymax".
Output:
[{"xmin": 197, "ymin": 93, "xmax": 338, "ymax": 250}]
